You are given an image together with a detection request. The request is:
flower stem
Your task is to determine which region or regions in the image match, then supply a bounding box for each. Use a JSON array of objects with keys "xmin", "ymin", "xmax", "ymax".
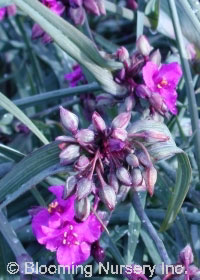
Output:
[
  {"xmin": 168, "ymin": 0, "xmax": 200, "ymax": 179},
  {"xmin": 131, "ymin": 191, "xmax": 171, "ymax": 264}
]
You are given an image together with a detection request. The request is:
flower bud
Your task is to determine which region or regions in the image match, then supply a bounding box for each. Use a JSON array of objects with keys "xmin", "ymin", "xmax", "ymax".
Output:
[
  {"xmin": 112, "ymin": 128, "xmax": 127, "ymax": 141},
  {"xmin": 116, "ymin": 46, "xmax": 129, "ymax": 62},
  {"xmin": 75, "ymin": 129, "xmax": 95, "ymax": 144},
  {"xmin": 137, "ymin": 151, "xmax": 151, "ymax": 167},
  {"xmin": 75, "ymin": 155, "xmax": 90, "ymax": 171},
  {"xmin": 69, "ymin": 0, "xmax": 82, "ymax": 8},
  {"xmin": 136, "ymin": 84, "xmax": 151, "ymax": 98},
  {"xmin": 117, "ymin": 185, "xmax": 130, "ymax": 202},
  {"xmin": 96, "ymin": 94, "xmax": 114, "ymax": 107},
  {"xmin": 186, "ymin": 43, "xmax": 196, "ymax": 60},
  {"xmin": 132, "ymin": 168, "xmax": 143, "ymax": 186},
  {"xmin": 108, "ymin": 173, "xmax": 119, "ymax": 193},
  {"xmin": 59, "ymin": 144, "xmax": 80, "ymax": 165},
  {"xmin": 69, "ymin": 7, "xmax": 85, "ymax": 25},
  {"xmin": 96, "ymin": 0, "xmax": 106, "ymax": 15},
  {"xmin": 139, "ymin": 131, "xmax": 169, "ymax": 143},
  {"xmin": 116, "ymin": 167, "xmax": 132, "ymax": 186},
  {"xmin": 143, "ymin": 166, "xmax": 157, "ymax": 196},
  {"xmin": 84, "ymin": 0, "xmax": 100, "ymax": 15},
  {"xmin": 7, "ymin": 5, "xmax": 17, "ymax": 16},
  {"xmin": 112, "ymin": 112, "xmax": 131, "ymax": 129},
  {"xmin": 91, "ymin": 241, "xmax": 105, "ymax": 263},
  {"xmin": 126, "ymin": 154, "xmax": 139, "ymax": 168},
  {"xmin": 92, "ymin": 111, "xmax": 106, "ymax": 132},
  {"xmin": 55, "ymin": 135, "xmax": 76, "ymax": 143},
  {"xmin": 149, "ymin": 93, "xmax": 163, "ymax": 112},
  {"xmin": 75, "ymin": 197, "xmax": 90, "ymax": 221},
  {"xmin": 136, "ymin": 35, "xmax": 153, "ymax": 56},
  {"xmin": 32, "ymin": 24, "xmax": 44, "ymax": 39},
  {"xmin": 60, "ymin": 106, "xmax": 79, "ymax": 134},
  {"xmin": 76, "ymin": 178, "xmax": 93, "ymax": 200},
  {"xmin": 179, "ymin": 245, "xmax": 194, "ymax": 267},
  {"xmin": 63, "ymin": 176, "xmax": 77, "ymax": 199},
  {"xmin": 127, "ymin": 0, "xmax": 138, "ymax": 10},
  {"xmin": 124, "ymin": 95, "xmax": 136, "ymax": 111},
  {"xmin": 100, "ymin": 185, "xmax": 116, "ymax": 211},
  {"xmin": 150, "ymin": 49, "xmax": 161, "ymax": 66}
]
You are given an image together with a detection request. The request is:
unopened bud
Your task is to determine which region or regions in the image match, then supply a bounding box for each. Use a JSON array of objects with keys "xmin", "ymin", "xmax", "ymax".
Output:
[
  {"xmin": 75, "ymin": 129, "xmax": 94, "ymax": 144},
  {"xmin": 179, "ymin": 245, "xmax": 194, "ymax": 267},
  {"xmin": 136, "ymin": 85, "xmax": 151, "ymax": 98},
  {"xmin": 108, "ymin": 173, "xmax": 119, "ymax": 193},
  {"xmin": 116, "ymin": 46, "xmax": 129, "ymax": 62},
  {"xmin": 76, "ymin": 178, "xmax": 93, "ymax": 200},
  {"xmin": 126, "ymin": 154, "xmax": 139, "ymax": 168},
  {"xmin": 150, "ymin": 49, "xmax": 161, "ymax": 66},
  {"xmin": 143, "ymin": 165, "xmax": 157, "ymax": 196},
  {"xmin": 132, "ymin": 168, "xmax": 143, "ymax": 186},
  {"xmin": 112, "ymin": 112, "xmax": 131, "ymax": 129},
  {"xmin": 117, "ymin": 185, "xmax": 130, "ymax": 202},
  {"xmin": 60, "ymin": 106, "xmax": 79, "ymax": 134},
  {"xmin": 59, "ymin": 144, "xmax": 80, "ymax": 165},
  {"xmin": 137, "ymin": 151, "xmax": 151, "ymax": 167},
  {"xmin": 7, "ymin": 5, "xmax": 17, "ymax": 16},
  {"xmin": 63, "ymin": 176, "xmax": 77, "ymax": 199},
  {"xmin": 100, "ymin": 185, "xmax": 116, "ymax": 211},
  {"xmin": 70, "ymin": 6, "xmax": 85, "ymax": 25},
  {"xmin": 149, "ymin": 93, "xmax": 163, "ymax": 112},
  {"xmin": 84, "ymin": 0, "xmax": 100, "ymax": 15},
  {"xmin": 127, "ymin": 0, "xmax": 138, "ymax": 10},
  {"xmin": 124, "ymin": 95, "xmax": 136, "ymax": 111},
  {"xmin": 92, "ymin": 111, "xmax": 106, "ymax": 132},
  {"xmin": 136, "ymin": 35, "xmax": 153, "ymax": 56},
  {"xmin": 75, "ymin": 155, "xmax": 90, "ymax": 171},
  {"xmin": 96, "ymin": 0, "xmax": 106, "ymax": 15},
  {"xmin": 112, "ymin": 128, "xmax": 127, "ymax": 141},
  {"xmin": 141, "ymin": 131, "xmax": 169, "ymax": 143},
  {"xmin": 55, "ymin": 135, "xmax": 76, "ymax": 143},
  {"xmin": 75, "ymin": 197, "xmax": 90, "ymax": 221},
  {"xmin": 91, "ymin": 241, "xmax": 105, "ymax": 263},
  {"xmin": 116, "ymin": 167, "xmax": 132, "ymax": 186}
]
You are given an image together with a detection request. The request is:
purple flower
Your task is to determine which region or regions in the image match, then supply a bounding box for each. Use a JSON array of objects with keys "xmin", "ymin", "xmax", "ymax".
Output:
[
  {"xmin": 31, "ymin": 185, "xmax": 102, "ymax": 266},
  {"xmin": 142, "ymin": 61, "xmax": 182, "ymax": 115},
  {"xmin": 64, "ymin": 64, "xmax": 86, "ymax": 87},
  {"xmin": 0, "ymin": 5, "xmax": 16, "ymax": 21},
  {"xmin": 32, "ymin": 0, "xmax": 65, "ymax": 43}
]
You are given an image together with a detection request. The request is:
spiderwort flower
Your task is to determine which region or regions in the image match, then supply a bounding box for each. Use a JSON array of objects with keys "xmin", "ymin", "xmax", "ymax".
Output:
[
  {"xmin": 142, "ymin": 61, "xmax": 182, "ymax": 115},
  {"xmin": 32, "ymin": 0, "xmax": 65, "ymax": 43},
  {"xmin": 31, "ymin": 185, "xmax": 102, "ymax": 266},
  {"xmin": 56, "ymin": 107, "xmax": 169, "ymax": 210},
  {"xmin": 64, "ymin": 64, "xmax": 86, "ymax": 87},
  {"xmin": 0, "ymin": 5, "xmax": 16, "ymax": 21}
]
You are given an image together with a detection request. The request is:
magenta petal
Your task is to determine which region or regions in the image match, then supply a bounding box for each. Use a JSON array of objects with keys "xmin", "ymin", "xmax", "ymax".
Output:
[
  {"xmin": 57, "ymin": 242, "xmax": 90, "ymax": 266},
  {"xmin": 7, "ymin": 5, "xmax": 17, "ymax": 16},
  {"xmin": 32, "ymin": 209, "xmax": 49, "ymax": 244},
  {"xmin": 48, "ymin": 212, "xmax": 62, "ymax": 228},
  {"xmin": 160, "ymin": 89, "xmax": 178, "ymax": 115},
  {"xmin": 142, "ymin": 61, "xmax": 158, "ymax": 92},
  {"xmin": 75, "ymin": 214, "xmax": 101, "ymax": 243},
  {"xmin": 157, "ymin": 62, "xmax": 182, "ymax": 88},
  {"xmin": 69, "ymin": 6, "xmax": 85, "ymax": 25}
]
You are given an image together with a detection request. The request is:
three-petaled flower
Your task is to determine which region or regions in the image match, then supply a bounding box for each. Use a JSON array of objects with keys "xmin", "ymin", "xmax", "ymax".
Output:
[{"xmin": 31, "ymin": 185, "xmax": 102, "ymax": 266}]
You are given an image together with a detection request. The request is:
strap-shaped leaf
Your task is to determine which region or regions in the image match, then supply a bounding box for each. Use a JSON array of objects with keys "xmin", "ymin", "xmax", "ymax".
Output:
[
  {"xmin": 13, "ymin": 0, "xmax": 125, "ymax": 95},
  {"xmin": 0, "ymin": 144, "xmax": 25, "ymax": 162},
  {"xmin": 0, "ymin": 142, "xmax": 64, "ymax": 206},
  {"xmin": 129, "ymin": 120, "xmax": 191, "ymax": 230},
  {"xmin": 160, "ymin": 153, "xmax": 191, "ymax": 231},
  {"xmin": 0, "ymin": 92, "xmax": 49, "ymax": 145}
]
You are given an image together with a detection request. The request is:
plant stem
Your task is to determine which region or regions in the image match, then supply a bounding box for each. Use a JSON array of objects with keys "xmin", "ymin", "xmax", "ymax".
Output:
[
  {"xmin": 132, "ymin": 191, "xmax": 171, "ymax": 264},
  {"xmin": 168, "ymin": 0, "xmax": 200, "ymax": 179}
]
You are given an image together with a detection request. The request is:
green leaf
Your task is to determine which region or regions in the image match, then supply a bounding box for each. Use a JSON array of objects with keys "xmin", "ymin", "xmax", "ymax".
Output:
[
  {"xmin": 0, "ymin": 0, "xmax": 13, "ymax": 6},
  {"xmin": 145, "ymin": 0, "xmax": 160, "ymax": 30},
  {"xmin": 0, "ymin": 144, "xmax": 25, "ymax": 162},
  {"xmin": 0, "ymin": 92, "xmax": 49, "ymax": 145},
  {"xmin": 141, "ymin": 229, "xmax": 162, "ymax": 264},
  {"xmin": 0, "ymin": 142, "xmax": 66, "ymax": 207},
  {"xmin": 160, "ymin": 153, "xmax": 192, "ymax": 231},
  {"xmin": 13, "ymin": 0, "xmax": 125, "ymax": 95}
]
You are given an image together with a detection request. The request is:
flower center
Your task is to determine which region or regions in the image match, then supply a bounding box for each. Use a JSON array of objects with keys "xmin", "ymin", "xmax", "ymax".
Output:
[
  {"xmin": 48, "ymin": 201, "xmax": 58, "ymax": 213},
  {"xmin": 157, "ymin": 78, "xmax": 168, "ymax": 89},
  {"xmin": 62, "ymin": 224, "xmax": 80, "ymax": 247}
]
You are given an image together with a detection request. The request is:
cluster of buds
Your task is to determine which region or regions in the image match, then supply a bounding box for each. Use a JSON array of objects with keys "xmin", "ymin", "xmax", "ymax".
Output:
[
  {"xmin": 56, "ymin": 106, "xmax": 169, "ymax": 218},
  {"xmin": 61, "ymin": 0, "xmax": 106, "ymax": 25},
  {"xmin": 111, "ymin": 35, "xmax": 182, "ymax": 116}
]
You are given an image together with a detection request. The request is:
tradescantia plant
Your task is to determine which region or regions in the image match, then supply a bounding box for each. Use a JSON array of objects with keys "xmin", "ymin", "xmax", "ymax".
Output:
[{"xmin": 1, "ymin": 0, "xmax": 200, "ymax": 279}]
